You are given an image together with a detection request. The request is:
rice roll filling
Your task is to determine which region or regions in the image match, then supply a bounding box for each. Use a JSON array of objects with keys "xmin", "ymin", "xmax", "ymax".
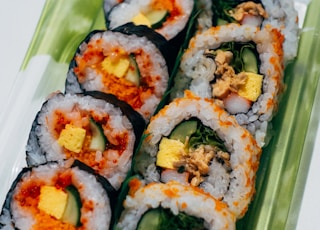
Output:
[
  {"xmin": 211, "ymin": 0, "xmax": 267, "ymax": 27},
  {"xmin": 106, "ymin": 0, "xmax": 194, "ymax": 40},
  {"xmin": 203, "ymin": 41, "xmax": 263, "ymax": 114},
  {"xmin": 26, "ymin": 93, "xmax": 138, "ymax": 190},
  {"xmin": 137, "ymin": 208, "xmax": 206, "ymax": 230},
  {"xmin": 74, "ymin": 43, "xmax": 157, "ymax": 113},
  {"xmin": 156, "ymin": 118, "xmax": 230, "ymax": 187},
  {"xmin": 53, "ymin": 107, "xmax": 127, "ymax": 163}
]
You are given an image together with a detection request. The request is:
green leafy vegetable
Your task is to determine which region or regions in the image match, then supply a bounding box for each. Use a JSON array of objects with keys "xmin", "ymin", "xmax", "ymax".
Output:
[
  {"xmin": 188, "ymin": 121, "xmax": 227, "ymax": 151},
  {"xmin": 211, "ymin": 0, "xmax": 263, "ymax": 26},
  {"xmin": 205, "ymin": 42, "xmax": 259, "ymax": 74},
  {"xmin": 138, "ymin": 208, "xmax": 206, "ymax": 230},
  {"xmin": 169, "ymin": 118, "xmax": 227, "ymax": 152}
]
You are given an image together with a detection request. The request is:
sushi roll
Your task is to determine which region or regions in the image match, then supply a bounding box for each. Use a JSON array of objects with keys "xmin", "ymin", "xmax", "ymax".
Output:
[
  {"xmin": 133, "ymin": 91, "xmax": 261, "ymax": 218},
  {"xmin": 197, "ymin": 0, "xmax": 298, "ymax": 61},
  {"xmin": 26, "ymin": 92, "xmax": 145, "ymax": 190},
  {"xmin": 170, "ymin": 24, "xmax": 285, "ymax": 147},
  {"xmin": 115, "ymin": 179, "xmax": 236, "ymax": 230},
  {"xmin": 65, "ymin": 29, "xmax": 169, "ymax": 121},
  {"xmin": 110, "ymin": 23, "xmax": 175, "ymax": 73},
  {"xmin": 105, "ymin": 0, "xmax": 195, "ymax": 41},
  {"xmin": 0, "ymin": 159, "xmax": 116, "ymax": 230}
]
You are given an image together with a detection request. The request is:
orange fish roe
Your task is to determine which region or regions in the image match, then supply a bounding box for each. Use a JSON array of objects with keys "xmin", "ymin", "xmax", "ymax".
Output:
[
  {"xmin": 151, "ymin": 0, "xmax": 182, "ymax": 24},
  {"xmin": 181, "ymin": 202, "xmax": 188, "ymax": 209},
  {"xmin": 75, "ymin": 43, "xmax": 157, "ymax": 111},
  {"xmin": 214, "ymin": 199, "xmax": 229, "ymax": 212},
  {"xmin": 63, "ymin": 131, "xmax": 128, "ymax": 172},
  {"xmin": 15, "ymin": 180, "xmax": 43, "ymax": 210},
  {"xmin": 271, "ymin": 28, "xmax": 284, "ymax": 60},
  {"xmin": 101, "ymin": 74, "xmax": 153, "ymax": 110},
  {"xmin": 128, "ymin": 178, "xmax": 143, "ymax": 196},
  {"xmin": 163, "ymin": 187, "xmax": 180, "ymax": 198},
  {"xmin": 32, "ymin": 214, "xmax": 76, "ymax": 230}
]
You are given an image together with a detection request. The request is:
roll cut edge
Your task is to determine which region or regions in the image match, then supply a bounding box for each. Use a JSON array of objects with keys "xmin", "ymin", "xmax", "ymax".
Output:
[
  {"xmin": 105, "ymin": 0, "xmax": 194, "ymax": 42},
  {"xmin": 26, "ymin": 92, "xmax": 145, "ymax": 190},
  {"xmin": 196, "ymin": 0, "xmax": 299, "ymax": 62},
  {"xmin": 115, "ymin": 179, "xmax": 236, "ymax": 230},
  {"xmin": 134, "ymin": 91, "xmax": 262, "ymax": 219},
  {"xmin": 65, "ymin": 29, "xmax": 169, "ymax": 121},
  {"xmin": 0, "ymin": 159, "xmax": 116, "ymax": 230},
  {"xmin": 171, "ymin": 24, "xmax": 285, "ymax": 147}
]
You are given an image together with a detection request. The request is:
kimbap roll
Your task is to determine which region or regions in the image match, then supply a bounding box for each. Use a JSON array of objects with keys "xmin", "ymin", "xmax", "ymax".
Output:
[
  {"xmin": 115, "ymin": 179, "xmax": 236, "ymax": 230},
  {"xmin": 65, "ymin": 29, "xmax": 169, "ymax": 121},
  {"xmin": 171, "ymin": 24, "xmax": 285, "ymax": 147},
  {"xmin": 197, "ymin": 0, "xmax": 299, "ymax": 61},
  {"xmin": 26, "ymin": 92, "xmax": 144, "ymax": 190},
  {"xmin": 133, "ymin": 91, "xmax": 261, "ymax": 218},
  {"xmin": 0, "ymin": 159, "xmax": 116, "ymax": 230},
  {"xmin": 105, "ymin": 0, "xmax": 195, "ymax": 41}
]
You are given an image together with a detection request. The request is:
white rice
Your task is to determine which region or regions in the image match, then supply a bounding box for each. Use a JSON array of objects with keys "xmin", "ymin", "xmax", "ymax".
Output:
[
  {"xmin": 1, "ymin": 160, "xmax": 111, "ymax": 229},
  {"xmin": 26, "ymin": 93, "xmax": 136, "ymax": 190},
  {"xmin": 116, "ymin": 181, "xmax": 236, "ymax": 230},
  {"xmin": 135, "ymin": 91, "xmax": 261, "ymax": 219},
  {"xmin": 103, "ymin": 0, "xmax": 121, "ymax": 14},
  {"xmin": 106, "ymin": 0, "xmax": 194, "ymax": 40},
  {"xmin": 261, "ymin": 0, "xmax": 300, "ymax": 62},
  {"xmin": 195, "ymin": 0, "xmax": 213, "ymax": 31}
]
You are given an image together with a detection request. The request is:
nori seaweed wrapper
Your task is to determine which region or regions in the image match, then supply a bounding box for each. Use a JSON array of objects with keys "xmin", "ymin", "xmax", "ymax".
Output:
[{"xmin": 104, "ymin": 0, "xmax": 198, "ymax": 71}]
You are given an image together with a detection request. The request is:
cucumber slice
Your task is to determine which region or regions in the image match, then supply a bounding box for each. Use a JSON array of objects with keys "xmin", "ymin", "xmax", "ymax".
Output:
[
  {"xmin": 62, "ymin": 185, "xmax": 82, "ymax": 227},
  {"xmin": 145, "ymin": 10, "xmax": 169, "ymax": 29},
  {"xmin": 125, "ymin": 54, "xmax": 140, "ymax": 86},
  {"xmin": 137, "ymin": 209, "xmax": 161, "ymax": 230},
  {"xmin": 216, "ymin": 18, "xmax": 228, "ymax": 26},
  {"xmin": 242, "ymin": 47, "xmax": 258, "ymax": 73},
  {"xmin": 169, "ymin": 120, "xmax": 198, "ymax": 143},
  {"xmin": 89, "ymin": 118, "xmax": 106, "ymax": 151}
]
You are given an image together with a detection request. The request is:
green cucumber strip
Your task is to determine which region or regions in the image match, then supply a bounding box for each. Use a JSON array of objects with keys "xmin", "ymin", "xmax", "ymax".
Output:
[
  {"xmin": 89, "ymin": 118, "xmax": 106, "ymax": 151},
  {"xmin": 169, "ymin": 120, "xmax": 198, "ymax": 143},
  {"xmin": 137, "ymin": 209, "xmax": 161, "ymax": 230},
  {"xmin": 242, "ymin": 47, "xmax": 258, "ymax": 73},
  {"xmin": 216, "ymin": 17, "xmax": 228, "ymax": 26},
  {"xmin": 125, "ymin": 54, "xmax": 140, "ymax": 86},
  {"xmin": 137, "ymin": 208, "xmax": 205, "ymax": 229},
  {"xmin": 62, "ymin": 185, "xmax": 82, "ymax": 227},
  {"xmin": 145, "ymin": 10, "xmax": 169, "ymax": 29}
]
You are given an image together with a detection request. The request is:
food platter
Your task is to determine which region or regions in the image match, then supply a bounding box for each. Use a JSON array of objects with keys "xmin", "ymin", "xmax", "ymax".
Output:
[{"xmin": 1, "ymin": 0, "xmax": 319, "ymax": 229}]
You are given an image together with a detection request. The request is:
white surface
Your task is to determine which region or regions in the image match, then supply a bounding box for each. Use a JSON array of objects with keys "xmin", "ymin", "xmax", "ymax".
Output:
[
  {"xmin": 0, "ymin": 1, "xmax": 46, "ymax": 107},
  {"xmin": 296, "ymin": 125, "xmax": 320, "ymax": 229},
  {"xmin": 0, "ymin": 1, "xmax": 319, "ymax": 229},
  {"xmin": 0, "ymin": 1, "xmax": 69, "ymax": 207}
]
